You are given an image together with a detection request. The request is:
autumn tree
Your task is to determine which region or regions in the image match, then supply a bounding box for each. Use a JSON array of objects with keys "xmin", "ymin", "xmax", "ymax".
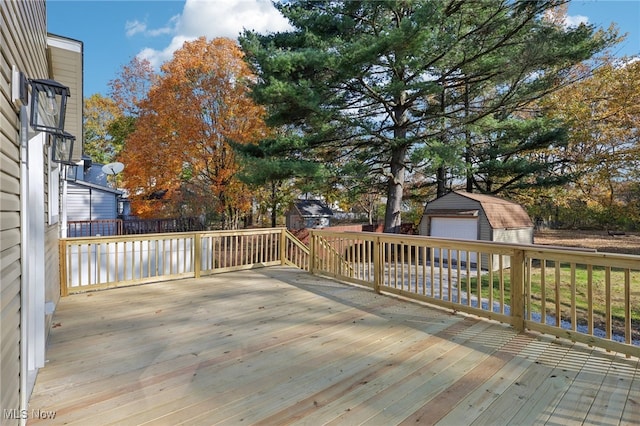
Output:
[
  {"xmin": 541, "ymin": 58, "xmax": 640, "ymax": 229},
  {"xmin": 83, "ymin": 94, "xmax": 122, "ymax": 164},
  {"xmin": 119, "ymin": 37, "xmax": 268, "ymax": 228},
  {"xmin": 240, "ymin": 0, "xmax": 617, "ymax": 233},
  {"xmin": 109, "ymin": 56, "xmax": 156, "ymax": 117}
]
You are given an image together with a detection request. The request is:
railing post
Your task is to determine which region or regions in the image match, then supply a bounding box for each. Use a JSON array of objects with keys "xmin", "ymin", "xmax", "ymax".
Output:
[
  {"xmin": 510, "ymin": 248, "xmax": 525, "ymax": 332},
  {"xmin": 373, "ymin": 235, "xmax": 382, "ymax": 294},
  {"xmin": 194, "ymin": 232, "xmax": 201, "ymax": 278},
  {"xmin": 59, "ymin": 239, "xmax": 68, "ymax": 297},
  {"xmin": 280, "ymin": 229, "xmax": 287, "ymax": 266},
  {"xmin": 309, "ymin": 230, "xmax": 315, "ymax": 274}
]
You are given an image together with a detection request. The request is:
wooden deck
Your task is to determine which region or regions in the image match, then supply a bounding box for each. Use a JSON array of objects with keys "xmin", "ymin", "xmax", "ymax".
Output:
[{"xmin": 28, "ymin": 267, "xmax": 639, "ymax": 425}]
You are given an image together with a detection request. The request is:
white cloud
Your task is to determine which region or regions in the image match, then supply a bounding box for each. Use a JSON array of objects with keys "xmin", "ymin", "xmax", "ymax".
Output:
[
  {"xmin": 135, "ymin": 0, "xmax": 292, "ymax": 69},
  {"xmin": 125, "ymin": 20, "xmax": 147, "ymax": 37},
  {"xmin": 138, "ymin": 36, "xmax": 192, "ymax": 68},
  {"xmin": 126, "ymin": 15, "xmax": 179, "ymax": 38},
  {"xmin": 564, "ymin": 14, "xmax": 589, "ymax": 28}
]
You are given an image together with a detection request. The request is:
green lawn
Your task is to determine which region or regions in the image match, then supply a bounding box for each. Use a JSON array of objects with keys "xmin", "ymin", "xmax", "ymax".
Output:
[{"xmin": 461, "ymin": 263, "xmax": 640, "ymax": 324}]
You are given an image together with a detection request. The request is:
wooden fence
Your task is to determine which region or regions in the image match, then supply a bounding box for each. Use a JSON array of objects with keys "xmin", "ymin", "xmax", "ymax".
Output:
[{"xmin": 309, "ymin": 230, "xmax": 640, "ymax": 358}]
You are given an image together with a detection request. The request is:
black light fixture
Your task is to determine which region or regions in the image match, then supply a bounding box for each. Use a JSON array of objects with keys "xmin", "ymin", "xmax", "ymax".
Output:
[
  {"xmin": 51, "ymin": 131, "xmax": 76, "ymax": 165},
  {"xmin": 30, "ymin": 78, "xmax": 70, "ymax": 133}
]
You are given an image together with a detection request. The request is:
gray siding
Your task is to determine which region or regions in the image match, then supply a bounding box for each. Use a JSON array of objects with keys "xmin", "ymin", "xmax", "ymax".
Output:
[
  {"xmin": 422, "ymin": 192, "xmax": 531, "ymax": 244},
  {"xmin": 67, "ymin": 185, "xmax": 90, "ymax": 220},
  {"xmin": 426, "ymin": 192, "xmax": 480, "ymax": 211},
  {"xmin": 67, "ymin": 183, "xmax": 118, "ymax": 221},
  {"xmin": 1, "ymin": 0, "xmax": 48, "ymax": 420},
  {"xmin": 423, "ymin": 193, "xmax": 490, "ymax": 240},
  {"xmin": 422, "ymin": 193, "xmax": 534, "ymax": 271}
]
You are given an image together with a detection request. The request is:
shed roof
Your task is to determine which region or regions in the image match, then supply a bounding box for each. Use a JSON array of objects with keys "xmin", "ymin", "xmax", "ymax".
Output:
[
  {"xmin": 293, "ymin": 200, "xmax": 333, "ymax": 217},
  {"xmin": 428, "ymin": 191, "xmax": 533, "ymax": 229}
]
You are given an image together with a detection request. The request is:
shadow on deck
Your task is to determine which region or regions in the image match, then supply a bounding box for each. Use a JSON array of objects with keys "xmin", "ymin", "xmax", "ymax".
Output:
[{"xmin": 28, "ymin": 267, "xmax": 640, "ymax": 425}]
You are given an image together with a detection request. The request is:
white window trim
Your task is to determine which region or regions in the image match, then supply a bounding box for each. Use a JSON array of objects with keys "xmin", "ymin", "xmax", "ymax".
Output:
[{"xmin": 48, "ymin": 154, "xmax": 60, "ymax": 225}]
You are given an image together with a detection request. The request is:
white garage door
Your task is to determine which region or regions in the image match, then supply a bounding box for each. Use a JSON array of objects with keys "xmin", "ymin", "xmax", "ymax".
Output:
[{"xmin": 430, "ymin": 217, "xmax": 478, "ymax": 264}]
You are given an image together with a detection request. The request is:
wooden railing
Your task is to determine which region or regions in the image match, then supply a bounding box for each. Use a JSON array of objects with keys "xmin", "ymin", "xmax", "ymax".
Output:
[
  {"xmin": 59, "ymin": 227, "xmax": 639, "ymax": 357},
  {"xmin": 309, "ymin": 230, "xmax": 640, "ymax": 358},
  {"xmin": 59, "ymin": 228, "xmax": 309, "ymax": 296}
]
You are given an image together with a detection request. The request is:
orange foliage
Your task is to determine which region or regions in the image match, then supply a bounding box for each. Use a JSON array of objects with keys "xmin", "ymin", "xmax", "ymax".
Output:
[
  {"xmin": 108, "ymin": 57, "xmax": 156, "ymax": 116},
  {"xmin": 119, "ymin": 37, "xmax": 268, "ymax": 225}
]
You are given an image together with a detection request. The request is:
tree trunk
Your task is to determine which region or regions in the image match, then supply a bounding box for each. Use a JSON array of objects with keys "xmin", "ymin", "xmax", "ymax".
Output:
[
  {"xmin": 384, "ymin": 145, "xmax": 407, "ymax": 233},
  {"xmin": 384, "ymin": 92, "xmax": 409, "ymax": 234},
  {"xmin": 436, "ymin": 166, "xmax": 447, "ymax": 198},
  {"xmin": 464, "ymin": 79, "xmax": 473, "ymax": 193},
  {"xmin": 437, "ymin": 84, "xmax": 448, "ymax": 198},
  {"xmin": 270, "ymin": 181, "xmax": 277, "ymax": 228}
]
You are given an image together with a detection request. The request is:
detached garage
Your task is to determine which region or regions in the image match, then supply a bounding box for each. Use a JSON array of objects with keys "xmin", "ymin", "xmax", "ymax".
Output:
[{"xmin": 419, "ymin": 191, "xmax": 534, "ymax": 268}]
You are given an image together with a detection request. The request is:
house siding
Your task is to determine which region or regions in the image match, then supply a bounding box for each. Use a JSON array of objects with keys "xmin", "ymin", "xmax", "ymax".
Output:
[
  {"xmin": 48, "ymin": 35, "xmax": 83, "ymax": 162},
  {"xmin": 67, "ymin": 183, "xmax": 118, "ymax": 221},
  {"xmin": 422, "ymin": 193, "xmax": 491, "ymax": 240},
  {"xmin": 493, "ymin": 227, "xmax": 534, "ymax": 245},
  {"xmin": 421, "ymin": 192, "xmax": 534, "ymax": 271},
  {"xmin": 1, "ymin": 0, "xmax": 55, "ymax": 419}
]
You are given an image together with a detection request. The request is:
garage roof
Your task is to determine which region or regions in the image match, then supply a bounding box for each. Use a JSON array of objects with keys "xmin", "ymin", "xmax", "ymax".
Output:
[{"xmin": 453, "ymin": 191, "xmax": 533, "ymax": 229}]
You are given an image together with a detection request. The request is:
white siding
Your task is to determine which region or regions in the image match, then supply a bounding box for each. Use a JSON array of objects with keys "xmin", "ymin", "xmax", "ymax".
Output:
[{"xmin": 493, "ymin": 228, "xmax": 534, "ymax": 245}]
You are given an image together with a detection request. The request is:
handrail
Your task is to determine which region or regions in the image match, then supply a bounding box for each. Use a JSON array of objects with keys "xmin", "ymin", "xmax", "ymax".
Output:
[
  {"xmin": 283, "ymin": 229, "xmax": 310, "ymax": 271},
  {"xmin": 310, "ymin": 233, "xmax": 357, "ymax": 279},
  {"xmin": 309, "ymin": 230, "xmax": 640, "ymax": 358},
  {"xmin": 59, "ymin": 228, "xmax": 309, "ymax": 295},
  {"xmin": 59, "ymin": 227, "xmax": 640, "ymax": 357}
]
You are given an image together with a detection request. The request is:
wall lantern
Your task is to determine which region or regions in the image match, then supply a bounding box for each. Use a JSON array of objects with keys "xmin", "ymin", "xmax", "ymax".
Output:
[
  {"xmin": 51, "ymin": 131, "xmax": 76, "ymax": 165},
  {"xmin": 30, "ymin": 78, "xmax": 70, "ymax": 133}
]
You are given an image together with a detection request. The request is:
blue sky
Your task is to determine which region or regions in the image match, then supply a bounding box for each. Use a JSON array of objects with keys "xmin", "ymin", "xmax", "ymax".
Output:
[{"xmin": 47, "ymin": 0, "xmax": 640, "ymax": 98}]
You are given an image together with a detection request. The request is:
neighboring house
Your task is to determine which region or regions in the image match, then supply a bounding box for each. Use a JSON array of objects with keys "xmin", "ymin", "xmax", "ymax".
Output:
[
  {"xmin": 286, "ymin": 199, "xmax": 334, "ymax": 230},
  {"xmin": 65, "ymin": 159, "xmax": 129, "ymax": 236},
  {"xmin": 419, "ymin": 191, "xmax": 534, "ymax": 269},
  {"xmin": 66, "ymin": 180, "xmax": 122, "ymax": 227},
  {"xmin": 1, "ymin": 1, "xmax": 82, "ymax": 420}
]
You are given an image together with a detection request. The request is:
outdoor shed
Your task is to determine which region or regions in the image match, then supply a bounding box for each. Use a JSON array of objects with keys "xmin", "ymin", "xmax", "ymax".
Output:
[
  {"xmin": 419, "ymin": 191, "xmax": 533, "ymax": 269},
  {"xmin": 67, "ymin": 180, "xmax": 122, "ymax": 222},
  {"xmin": 286, "ymin": 199, "xmax": 333, "ymax": 230}
]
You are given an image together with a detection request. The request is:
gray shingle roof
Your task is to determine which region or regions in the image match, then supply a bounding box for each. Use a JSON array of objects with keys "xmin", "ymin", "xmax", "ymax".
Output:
[{"xmin": 294, "ymin": 200, "xmax": 333, "ymax": 217}]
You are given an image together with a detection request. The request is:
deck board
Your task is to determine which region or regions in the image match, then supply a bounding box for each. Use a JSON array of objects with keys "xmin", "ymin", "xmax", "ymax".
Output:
[{"xmin": 27, "ymin": 267, "xmax": 638, "ymax": 425}]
